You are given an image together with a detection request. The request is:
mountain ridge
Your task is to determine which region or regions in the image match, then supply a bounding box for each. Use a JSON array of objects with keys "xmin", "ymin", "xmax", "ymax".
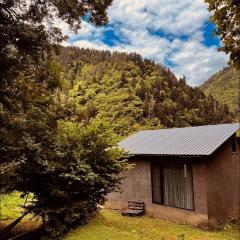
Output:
[
  {"xmin": 201, "ymin": 65, "xmax": 239, "ymax": 117},
  {"xmin": 55, "ymin": 46, "xmax": 234, "ymax": 136}
]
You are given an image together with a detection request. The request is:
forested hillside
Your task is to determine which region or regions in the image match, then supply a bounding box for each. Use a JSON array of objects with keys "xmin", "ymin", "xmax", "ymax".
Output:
[
  {"xmin": 55, "ymin": 47, "xmax": 233, "ymax": 136},
  {"xmin": 201, "ymin": 66, "xmax": 239, "ymax": 116}
]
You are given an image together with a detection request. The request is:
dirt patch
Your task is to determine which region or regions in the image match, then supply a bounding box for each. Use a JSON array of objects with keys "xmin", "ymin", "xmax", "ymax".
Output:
[{"xmin": 0, "ymin": 219, "xmax": 42, "ymax": 240}]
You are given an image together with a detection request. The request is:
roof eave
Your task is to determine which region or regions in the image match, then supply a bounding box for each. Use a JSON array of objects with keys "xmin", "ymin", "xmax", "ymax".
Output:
[{"xmin": 129, "ymin": 153, "xmax": 208, "ymax": 157}]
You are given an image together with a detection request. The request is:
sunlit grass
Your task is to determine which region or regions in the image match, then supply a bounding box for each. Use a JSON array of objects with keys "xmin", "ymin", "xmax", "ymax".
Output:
[
  {"xmin": 1, "ymin": 193, "xmax": 239, "ymax": 240},
  {"xmin": 0, "ymin": 192, "xmax": 26, "ymax": 221},
  {"xmin": 65, "ymin": 209, "xmax": 239, "ymax": 240}
]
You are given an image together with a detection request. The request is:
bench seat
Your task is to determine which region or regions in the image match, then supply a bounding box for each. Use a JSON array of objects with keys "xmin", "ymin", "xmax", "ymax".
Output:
[{"xmin": 122, "ymin": 201, "xmax": 145, "ymax": 217}]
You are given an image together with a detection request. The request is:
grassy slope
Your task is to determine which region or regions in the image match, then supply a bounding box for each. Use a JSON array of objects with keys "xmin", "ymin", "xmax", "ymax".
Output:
[
  {"xmin": 201, "ymin": 66, "xmax": 240, "ymax": 113},
  {"xmin": 66, "ymin": 210, "xmax": 239, "ymax": 240},
  {"xmin": 0, "ymin": 192, "xmax": 26, "ymax": 221},
  {"xmin": 1, "ymin": 194, "xmax": 239, "ymax": 240},
  {"xmin": 0, "ymin": 192, "xmax": 41, "ymax": 238}
]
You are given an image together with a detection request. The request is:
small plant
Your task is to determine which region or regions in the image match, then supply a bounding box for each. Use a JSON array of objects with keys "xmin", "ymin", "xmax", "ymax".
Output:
[
  {"xmin": 224, "ymin": 224, "xmax": 232, "ymax": 231},
  {"xmin": 177, "ymin": 233, "xmax": 185, "ymax": 240}
]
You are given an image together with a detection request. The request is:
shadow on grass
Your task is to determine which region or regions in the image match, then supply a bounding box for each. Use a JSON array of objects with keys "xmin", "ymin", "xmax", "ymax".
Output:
[{"xmin": 0, "ymin": 218, "xmax": 42, "ymax": 240}]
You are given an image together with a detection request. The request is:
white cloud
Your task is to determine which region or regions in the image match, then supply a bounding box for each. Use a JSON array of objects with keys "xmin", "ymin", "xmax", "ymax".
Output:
[
  {"xmin": 59, "ymin": 0, "xmax": 229, "ymax": 85},
  {"xmin": 108, "ymin": 0, "xmax": 210, "ymax": 36},
  {"xmin": 73, "ymin": 40, "xmax": 111, "ymax": 51},
  {"xmin": 170, "ymin": 40, "xmax": 229, "ymax": 85}
]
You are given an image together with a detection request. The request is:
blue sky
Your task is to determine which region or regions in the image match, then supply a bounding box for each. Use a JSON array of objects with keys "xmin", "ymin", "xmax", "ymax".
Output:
[{"xmin": 60, "ymin": 0, "xmax": 228, "ymax": 86}]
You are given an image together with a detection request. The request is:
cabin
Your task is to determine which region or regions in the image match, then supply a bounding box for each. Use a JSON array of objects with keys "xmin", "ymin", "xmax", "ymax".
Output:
[{"xmin": 106, "ymin": 123, "xmax": 240, "ymax": 226}]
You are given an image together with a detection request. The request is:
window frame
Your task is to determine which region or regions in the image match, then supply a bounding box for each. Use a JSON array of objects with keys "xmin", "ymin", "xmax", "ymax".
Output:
[
  {"xmin": 231, "ymin": 134, "xmax": 237, "ymax": 153},
  {"xmin": 151, "ymin": 161, "xmax": 195, "ymax": 211},
  {"xmin": 151, "ymin": 163, "xmax": 163, "ymax": 205}
]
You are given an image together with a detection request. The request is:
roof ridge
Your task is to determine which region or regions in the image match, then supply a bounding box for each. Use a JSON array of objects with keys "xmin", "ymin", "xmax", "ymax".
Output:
[
  {"xmin": 119, "ymin": 123, "xmax": 240, "ymax": 156},
  {"xmin": 135, "ymin": 123, "xmax": 240, "ymax": 132}
]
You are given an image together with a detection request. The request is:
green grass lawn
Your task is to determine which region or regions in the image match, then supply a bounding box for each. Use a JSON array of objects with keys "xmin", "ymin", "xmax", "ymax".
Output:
[
  {"xmin": 65, "ymin": 209, "xmax": 239, "ymax": 240},
  {"xmin": 1, "ymin": 193, "xmax": 239, "ymax": 240},
  {"xmin": 0, "ymin": 192, "xmax": 26, "ymax": 221}
]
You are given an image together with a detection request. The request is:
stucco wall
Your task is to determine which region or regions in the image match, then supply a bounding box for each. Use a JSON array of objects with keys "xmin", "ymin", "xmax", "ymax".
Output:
[
  {"xmin": 106, "ymin": 157, "xmax": 209, "ymax": 225},
  {"xmin": 206, "ymin": 139, "xmax": 240, "ymax": 225}
]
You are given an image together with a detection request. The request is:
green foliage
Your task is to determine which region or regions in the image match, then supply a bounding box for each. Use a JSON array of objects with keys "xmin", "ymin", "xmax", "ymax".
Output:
[
  {"xmin": 1, "ymin": 109, "xmax": 128, "ymax": 239},
  {"xmin": 1, "ymin": 2, "xmax": 125, "ymax": 239},
  {"xmin": 0, "ymin": 70, "xmax": 59, "ymax": 193},
  {"xmin": 204, "ymin": 0, "xmax": 240, "ymax": 68},
  {"xmin": 201, "ymin": 66, "xmax": 240, "ymax": 118},
  {"xmin": 0, "ymin": 0, "xmax": 113, "ymax": 74},
  {"xmin": 28, "ymin": 119, "xmax": 128, "ymax": 239},
  {"xmin": 58, "ymin": 47, "xmax": 234, "ymax": 136}
]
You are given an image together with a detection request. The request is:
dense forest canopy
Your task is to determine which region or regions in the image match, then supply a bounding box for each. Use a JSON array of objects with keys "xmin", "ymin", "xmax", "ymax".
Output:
[
  {"xmin": 55, "ymin": 46, "xmax": 234, "ymax": 136},
  {"xmin": 201, "ymin": 66, "xmax": 240, "ymax": 118}
]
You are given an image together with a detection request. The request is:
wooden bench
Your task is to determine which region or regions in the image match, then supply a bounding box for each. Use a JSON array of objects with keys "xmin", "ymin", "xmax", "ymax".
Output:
[{"xmin": 122, "ymin": 201, "xmax": 145, "ymax": 217}]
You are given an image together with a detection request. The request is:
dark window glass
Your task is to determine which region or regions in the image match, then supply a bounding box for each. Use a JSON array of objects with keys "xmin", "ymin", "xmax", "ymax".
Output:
[
  {"xmin": 231, "ymin": 135, "xmax": 237, "ymax": 153},
  {"xmin": 152, "ymin": 163, "xmax": 194, "ymax": 210}
]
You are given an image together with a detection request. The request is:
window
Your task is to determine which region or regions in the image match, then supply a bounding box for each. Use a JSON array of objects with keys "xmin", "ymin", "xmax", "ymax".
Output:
[
  {"xmin": 231, "ymin": 134, "xmax": 237, "ymax": 153},
  {"xmin": 151, "ymin": 163, "xmax": 194, "ymax": 210}
]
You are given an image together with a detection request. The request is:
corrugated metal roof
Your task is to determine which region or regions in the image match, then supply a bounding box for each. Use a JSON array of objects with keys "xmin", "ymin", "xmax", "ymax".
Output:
[{"xmin": 119, "ymin": 123, "xmax": 240, "ymax": 156}]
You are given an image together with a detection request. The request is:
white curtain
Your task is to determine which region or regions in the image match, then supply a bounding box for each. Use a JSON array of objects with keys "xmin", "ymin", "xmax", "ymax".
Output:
[
  {"xmin": 163, "ymin": 164, "xmax": 194, "ymax": 210},
  {"xmin": 152, "ymin": 163, "xmax": 194, "ymax": 210}
]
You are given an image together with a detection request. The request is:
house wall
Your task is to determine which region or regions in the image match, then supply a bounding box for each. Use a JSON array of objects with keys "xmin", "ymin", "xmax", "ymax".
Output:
[
  {"xmin": 206, "ymin": 138, "xmax": 240, "ymax": 225},
  {"xmin": 106, "ymin": 157, "xmax": 209, "ymax": 226}
]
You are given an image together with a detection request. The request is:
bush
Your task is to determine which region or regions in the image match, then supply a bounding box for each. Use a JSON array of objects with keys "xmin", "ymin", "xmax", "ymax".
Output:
[{"xmin": 26, "ymin": 119, "xmax": 128, "ymax": 239}]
